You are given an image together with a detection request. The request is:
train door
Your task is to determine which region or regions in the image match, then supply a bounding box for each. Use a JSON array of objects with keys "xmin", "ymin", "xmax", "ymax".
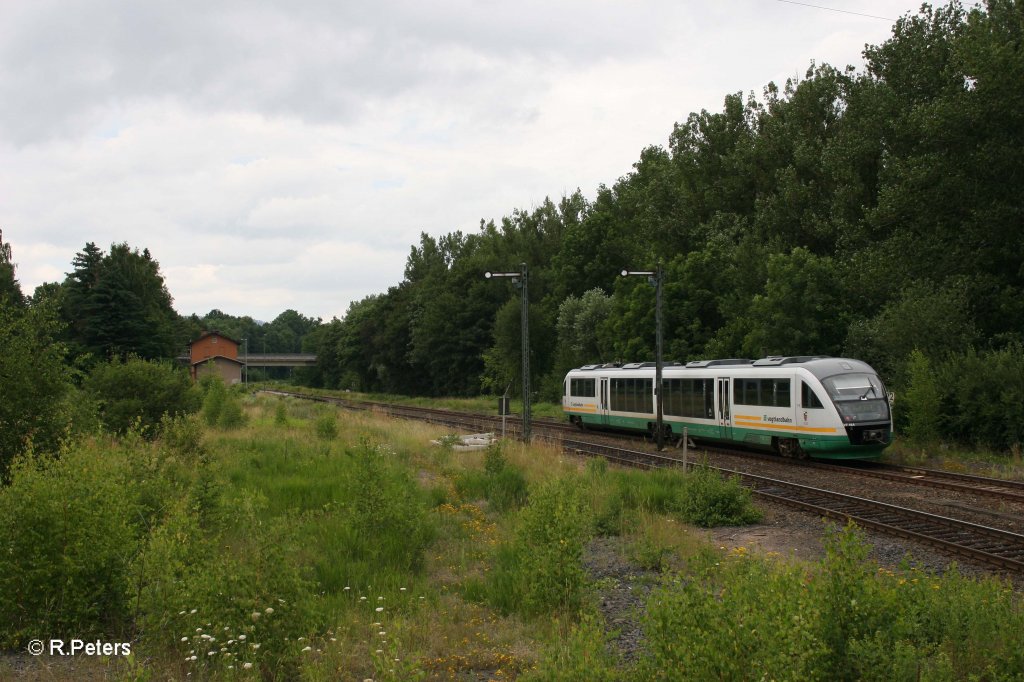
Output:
[
  {"xmin": 717, "ymin": 377, "xmax": 733, "ymax": 439},
  {"xmin": 598, "ymin": 377, "xmax": 610, "ymax": 426}
]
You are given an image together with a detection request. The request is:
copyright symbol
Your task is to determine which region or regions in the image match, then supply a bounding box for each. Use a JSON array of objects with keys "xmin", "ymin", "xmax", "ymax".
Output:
[{"xmin": 27, "ymin": 639, "xmax": 45, "ymax": 656}]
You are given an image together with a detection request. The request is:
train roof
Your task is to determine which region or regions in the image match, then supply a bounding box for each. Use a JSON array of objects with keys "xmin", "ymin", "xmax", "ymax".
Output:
[{"xmin": 569, "ymin": 356, "xmax": 878, "ymax": 380}]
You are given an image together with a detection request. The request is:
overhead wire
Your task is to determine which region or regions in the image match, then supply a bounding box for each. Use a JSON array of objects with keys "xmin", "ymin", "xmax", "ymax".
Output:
[{"xmin": 774, "ymin": 0, "xmax": 897, "ymax": 21}]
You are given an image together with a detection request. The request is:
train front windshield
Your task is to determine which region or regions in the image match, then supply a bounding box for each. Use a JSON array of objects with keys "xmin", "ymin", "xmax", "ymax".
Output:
[{"xmin": 822, "ymin": 373, "xmax": 890, "ymax": 423}]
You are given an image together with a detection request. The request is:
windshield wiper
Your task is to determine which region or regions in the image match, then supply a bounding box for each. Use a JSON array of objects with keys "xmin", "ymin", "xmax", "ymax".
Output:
[{"xmin": 860, "ymin": 386, "xmax": 877, "ymax": 400}]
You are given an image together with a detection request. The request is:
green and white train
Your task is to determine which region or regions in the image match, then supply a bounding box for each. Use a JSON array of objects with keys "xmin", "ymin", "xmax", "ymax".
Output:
[{"xmin": 562, "ymin": 356, "xmax": 892, "ymax": 460}]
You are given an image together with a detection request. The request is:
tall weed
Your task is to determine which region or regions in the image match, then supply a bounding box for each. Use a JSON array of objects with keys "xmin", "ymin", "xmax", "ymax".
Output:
[
  {"xmin": 520, "ymin": 613, "xmax": 624, "ymax": 681},
  {"xmin": 641, "ymin": 524, "xmax": 1024, "ymax": 680},
  {"xmin": 0, "ymin": 449, "xmax": 139, "ymax": 646},
  {"xmin": 454, "ymin": 443, "xmax": 528, "ymax": 513},
  {"xmin": 134, "ymin": 491, "xmax": 316, "ymax": 678},
  {"xmin": 485, "ymin": 477, "xmax": 592, "ymax": 617}
]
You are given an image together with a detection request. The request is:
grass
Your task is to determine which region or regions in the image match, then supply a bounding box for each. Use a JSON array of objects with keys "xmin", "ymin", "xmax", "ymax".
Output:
[
  {"xmin": 5, "ymin": 390, "xmax": 1024, "ymax": 680},
  {"xmin": 884, "ymin": 438, "xmax": 1024, "ymax": 480},
  {"xmin": 260, "ymin": 382, "xmax": 567, "ymax": 420}
]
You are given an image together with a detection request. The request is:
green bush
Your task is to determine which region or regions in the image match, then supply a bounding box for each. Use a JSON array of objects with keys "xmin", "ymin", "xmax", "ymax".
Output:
[
  {"xmin": 199, "ymin": 375, "xmax": 247, "ymax": 430},
  {"xmin": 134, "ymin": 494, "xmax": 317, "ymax": 678},
  {"xmin": 454, "ymin": 443, "xmax": 529, "ymax": 513},
  {"xmin": 488, "ymin": 465, "xmax": 529, "ymax": 513},
  {"xmin": 675, "ymin": 463, "xmax": 762, "ymax": 527},
  {"xmin": 472, "ymin": 476, "xmax": 592, "ymax": 618},
  {"xmin": 512, "ymin": 477, "xmax": 592, "ymax": 616},
  {"xmin": 934, "ymin": 344, "xmax": 1024, "ymax": 451},
  {"xmin": 0, "ymin": 449, "xmax": 139, "ymax": 646},
  {"xmin": 641, "ymin": 545, "xmax": 825, "ymax": 680},
  {"xmin": 158, "ymin": 412, "xmax": 206, "ymax": 461},
  {"xmin": 902, "ymin": 349, "xmax": 942, "ymax": 445},
  {"xmin": 274, "ymin": 401, "xmax": 289, "ymax": 427},
  {"xmin": 85, "ymin": 357, "xmax": 200, "ymax": 436},
  {"xmin": 640, "ymin": 524, "xmax": 1024, "ymax": 680},
  {"xmin": 217, "ymin": 390, "xmax": 247, "ymax": 429},
  {"xmin": 200, "ymin": 373, "xmax": 226, "ymax": 425},
  {"xmin": 314, "ymin": 411, "xmax": 338, "ymax": 441},
  {"xmin": 0, "ymin": 303, "xmax": 73, "ymax": 475},
  {"xmin": 346, "ymin": 444, "xmax": 436, "ymax": 575}
]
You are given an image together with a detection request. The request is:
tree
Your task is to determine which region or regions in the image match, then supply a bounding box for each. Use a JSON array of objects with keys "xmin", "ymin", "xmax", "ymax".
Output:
[
  {"xmin": 742, "ymin": 248, "xmax": 848, "ymax": 358},
  {"xmin": 844, "ymin": 279, "xmax": 979, "ymax": 387},
  {"xmin": 544, "ymin": 288, "xmax": 614, "ymax": 398},
  {"xmin": 0, "ymin": 301, "xmax": 72, "ymax": 476},
  {"xmin": 61, "ymin": 243, "xmax": 180, "ymax": 362},
  {"xmin": 0, "ymin": 229, "xmax": 24, "ymax": 307}
]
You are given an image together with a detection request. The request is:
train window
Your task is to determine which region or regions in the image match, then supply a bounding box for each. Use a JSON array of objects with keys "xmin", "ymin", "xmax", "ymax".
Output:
[
  {"xmin": 801, "ymin": 381, "xmax": 824, "ymax": 409},
  {"xmin": 822, "ymin": 373, "xmax": 889, "ymax": 422},
  {"xmin": 610, "ymin": 378, "xmax": 653, "ymax": 413},
  {"xmin": 570, "ymin": 378, "xmax": 596, "ymax": 398},
  {"xmin": 774, "ymin": 379, "xmax": 790, "ymax": 408},
  {"xmin": 662, "ymin": 378, "xmax": 714, "ymax": 419},
  {"xmin": 734, "ymin": 378, "xmax": 791, "ymax": 408}
]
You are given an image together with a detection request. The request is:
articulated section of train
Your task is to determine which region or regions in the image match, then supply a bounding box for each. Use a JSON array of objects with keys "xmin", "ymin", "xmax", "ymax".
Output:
[{"xmin": 563, "ymin": 356, "xmax": 892, "ymax": 460}]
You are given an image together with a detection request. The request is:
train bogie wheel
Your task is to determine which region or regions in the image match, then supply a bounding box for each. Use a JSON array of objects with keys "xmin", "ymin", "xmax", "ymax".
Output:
[{"xmin": 776, "ymin": 438, "xmax": 804, "ymax": 459}]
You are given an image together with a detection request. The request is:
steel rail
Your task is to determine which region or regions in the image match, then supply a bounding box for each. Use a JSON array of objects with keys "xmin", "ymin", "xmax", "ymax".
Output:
[
  {"xmin": 559, "ymin": 438, "xmax": 1024, "ymax": 573},
  {"xmin": 262, "ymin": 389, "xmax": 1024, "ymax": 573}
]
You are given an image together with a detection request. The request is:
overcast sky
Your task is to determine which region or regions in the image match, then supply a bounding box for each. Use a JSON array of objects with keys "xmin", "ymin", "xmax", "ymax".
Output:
[{"xmin": 2, "ymin": 0, "xmax": 931, "ymax": 323}]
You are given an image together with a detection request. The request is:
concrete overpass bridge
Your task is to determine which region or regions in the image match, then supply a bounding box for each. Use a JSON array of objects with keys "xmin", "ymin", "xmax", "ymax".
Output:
[
  {"xmin": 241, "ymin": 353, "xmax": 317, "ymax": 368},
  {"xmin": 176, "ymin": 353, "xmax": 317, "ymax": 369}
]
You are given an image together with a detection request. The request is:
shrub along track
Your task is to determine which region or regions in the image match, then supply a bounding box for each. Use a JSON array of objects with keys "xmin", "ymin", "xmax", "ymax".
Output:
[{"xmin": 263, "ymin": 390, "xmax": 1024, "ymax": 576}]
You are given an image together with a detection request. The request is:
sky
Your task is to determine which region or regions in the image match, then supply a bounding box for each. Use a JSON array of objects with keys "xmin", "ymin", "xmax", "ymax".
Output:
[{"xmin": 1, "ymin": 0, "xmax": 931, "ymax": 323}]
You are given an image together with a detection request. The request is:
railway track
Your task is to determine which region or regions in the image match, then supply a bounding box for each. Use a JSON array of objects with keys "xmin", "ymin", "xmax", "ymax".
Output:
[
  {"xmin": 261, "ymin": 389, "xmax": 1024, "ymax": 574},
  {"xmin": 560, "ymin": 438, "xmax": 1024, "ymax": 574},
  {"xmin": 689, "ymin": 444, "xmax": 1024, "ymax": 505}
]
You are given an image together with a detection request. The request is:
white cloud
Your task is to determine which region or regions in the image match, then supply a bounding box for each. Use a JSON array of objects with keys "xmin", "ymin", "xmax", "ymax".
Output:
[{"xmin": 0, "ymin": 0, "xmax": 927, "ymax": 321}]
